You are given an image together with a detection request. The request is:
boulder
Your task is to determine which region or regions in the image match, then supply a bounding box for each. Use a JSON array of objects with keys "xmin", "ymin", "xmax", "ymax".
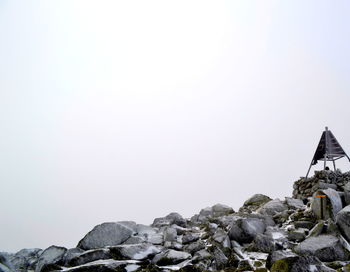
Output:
[
  {"xmin": 77, "ymin": 222, "xmax": 134, "ymax": 250},
  {"xmin": 183, "ymin": 240, "xmax": 205, "ymax": 254},
  {"xmin": 294, "ymin": 235, "xmax": 349, "ymax": 261},
  {"xmin": 336, "ymin": 205, "xmax": 350, "ymax": 242},
  {"xmin": 228, "ymin": 217, "xmax": 266, "ymax": 244},
  {"xmin": 163, "ymin": 227, "xmax": 177, "ymax": 242},
  {"xmin": 63, "ymin": 248, "xmax": 85, "ymax": 266},
  {"xmin": 152, "ymin": 249, "xmax": 191, "ymax": 265},
  {"xmin": 152, "ymin": 213, "xmax": 186, "ymax": 228},
  {"xmin": 67, "ymin": 248, "xmax": 111, "ymax": 267},
  {"xmin": 271, "ymin": 256, "xmax": 336, "ymax": 272},
  {"xmin": 257, "ymin": 199, "xmax": 288, "ymax": 216},
  {"xmin": 61, "ymin": 259, "xmax": 134, "ymax": 272},
  {"xmin": 35, "ymin": 245, "xmax": 67, "ymax": 272},
  {"xmin": 211, "ymin": 204, "xmax": 234, "ymax": 217},
  {"xmin": 182, "ymin": 232, "xmax": 200, "ymax": 244},
  {"xmin": 311, "ymin": 188, "xmax": 343, "ymax": 220},
  {"xmin": 9, "ymin": 248, "xmax": 42, "ymax": 271},
  {"xmin": 248, "ymin": 233, "xmax": 276, "ymax": 253},
  {"xmin": 0, "ymin": 252, "xmax": 13, "ymax": 272},
  {"xmin": 211, "ymin": 228, "xmax": 230, "ymax": 248},
  {"xmin": 240, "ymin": 194, "xmax": 272, "ymax": 213},
  {"xmin": 285, "ymin": 197, "xmax": 306, "ymax": 210},
  {"xmin": 109, "ymin": 243, "xmax": 161, "ymax": 260}
]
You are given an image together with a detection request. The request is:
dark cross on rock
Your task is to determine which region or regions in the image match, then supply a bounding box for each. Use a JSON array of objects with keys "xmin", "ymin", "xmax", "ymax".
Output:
[{"xmin": 306, "ymin": 126, "xmax": 350, "ymax": 178}]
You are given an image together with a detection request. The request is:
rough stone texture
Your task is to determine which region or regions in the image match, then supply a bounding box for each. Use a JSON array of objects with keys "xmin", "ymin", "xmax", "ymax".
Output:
[
  {"xmin": 239, "ymin": 194, "xmax": 272, "ymax": 213},
  {"xmin": 285, "ymin": 197, "xmax": 305, "ymax": 210},
  {"xmin": 311, "ymin": 188, "xmax": 343, "ymax": 220},
  {"xmin": 152, "ymin": 249, "xmax": 191, "ymax": 265},
  {"xmin": 228, "ymin": 217, "xmax": 266, "ymax": 244},
  {"xmin": 294, "ymin": 235, "xmax": 349, "ymax": 261},
  {"xmin": 109, "ymin": 243, "xmax": 161, "ymax": 260},
  {"xmin": 63, "ymin": 248, "xmax": 85, "ymax": 266},
  {"xmin": 293, "ymin": 170, "xmax": 350, "ymax": 199},
  {"xmin": 336, "ymin": 205, "xmax": 350, "ymax": 242},
  {"xmin": 67, "ymin": 248, "xmax": 111, "ymax": 267},
  {"xmin": 257, "ymin": 199, "xmax": 288, "ymax": 216},
  {"xmin": 9, "ymin": 248, "xmax": 42, "ymax": 271},
  {"xmin": 35, "ymin": 245, "xmax": 67, "ymax": 272},
  {"xmin": 61, "ymin": 259, "xmax": 131, "ymax": 272},
  {"xmin": 152, "ymin": 213, "xmax": 186, "ymax": 228},
  {"xmin": 77, "ymin": 222, "xmax": 134, "ymax": 250}
]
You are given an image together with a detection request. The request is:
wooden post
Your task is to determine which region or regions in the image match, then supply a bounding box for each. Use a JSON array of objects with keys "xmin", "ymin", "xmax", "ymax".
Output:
[{"xmin": 316, "ymin": 194, "xmax": 326, "ymax": 219}]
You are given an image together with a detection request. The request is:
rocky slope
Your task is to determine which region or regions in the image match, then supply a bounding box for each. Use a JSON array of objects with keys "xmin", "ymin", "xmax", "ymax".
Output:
[{"xmin": 2, "ymin": 170, "xmax": 350, "ymax": 272}]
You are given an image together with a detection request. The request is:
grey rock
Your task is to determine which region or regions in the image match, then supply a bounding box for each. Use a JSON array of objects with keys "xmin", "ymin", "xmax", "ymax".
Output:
[
  {"xmin": 336, "ymin": 205, "xmax": 350, "ymax": 242},
  {"xmin": 211, "ymin": 204, "xmax": 234, "ymax": 217},
  {"xmin": 152, "ymin": 213, "xmax": 186, "ymax": 228},
  {"xmin": 210, "ymin": 246, "xmax": 228, "ymax": 270},
  {"xmin": 311, "ymin": 188, "xmax": 343, "ymax": 220},
  {"xmin": 122, "ymin": 235, "xmax": 146, "ymax": 245},
  {"xmin": 183, "ymin": 240, "xmax": 205, "ymax": 254},
  {"xmin": 152, "ymin": 249, "xmax": 191, "ymax": 265},
  {"xmin": 287, "ymin": 229, "xmax": 307, "ymax": 242},
  {"xmin": 9, "ymin": 248, "xmax": 42, "ymax": 271},
  {"xmin": 212, "ymin": 228, "xmax": 230, "ymax": 248},
  {"xmin": 0, "ymin": 264, "xmax": 12, "ymax": 272},
  {"xmin": 257, "ymin": 199, "xmax": 288, "ymax": 216},
  {"xmin": 62, "ymin": 259, "xmax": 132, "ymax": 272},
  {"xmin": 266, "ymin": 250, "xmax": 298, "ymax": 269},
  {"xmin": 307, "ymin": 221, "xmax": 325, "ymax": 237},
  {"xmin": 294, "ymin": 235, "xmax": 349, "ymax": 261},
  {"xmin": 228, "ymin": 217, "xmax": 266, "ymax": 244},
  {"xmin": 241, "ymin": 194, "xmax": 272, "ymax": 212},
  {"xmin": 163, "ymin": 227, "xmax": 177, "ymax": 242},
  {"xmin": 147, "ymin": 233, "xmax": 163, "ymax": 245},
  {"xmin": 182, "ymin": 232, "xmax": 200, "ymax": 244},
  {"xmin": 63, "ymin": 248, "xmax": 85, "ymax": 266},
  {"xmin": 109, "ymin": 243, "xmax": 161, "ymax": 260},
  {"xmin": 285, "ymin": 197, "xmax": 306, "ymax": 210},
  {"xmin": 67, "ymin": 248, "xmax": 111, "ymax": 267},
  {"xmin": 35, "ymin": 245, "xmax": 67, "ymax": 272},
  {"xmin": 77, "ymin": 222, "xmax": 134, "ymax": 250},
  {"xmin": 248, "ymin": 233, "xmax": 276, "ymax": 253}
]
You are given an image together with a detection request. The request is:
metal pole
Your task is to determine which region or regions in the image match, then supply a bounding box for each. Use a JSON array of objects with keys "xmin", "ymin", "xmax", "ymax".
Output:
[
  {"xmin": 306, "ymin": 158, "xmax": 314, "ymax": 179},
  {"xmin": 320, "ymin": 196, "xmax": 324, "ymax": 219},
  {"xmin": 333, "ymin": 160, "xmax": 336, "ymax": 171}
]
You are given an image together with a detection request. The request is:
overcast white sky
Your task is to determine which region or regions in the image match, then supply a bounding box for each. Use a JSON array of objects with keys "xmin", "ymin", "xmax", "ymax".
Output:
[{"xmin": 1, "ymin": 0, "xmax": 350, "ymax": 252}]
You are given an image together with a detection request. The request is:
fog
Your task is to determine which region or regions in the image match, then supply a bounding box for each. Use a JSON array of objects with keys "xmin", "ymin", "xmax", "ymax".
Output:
[{"xmin": 1, "ymin": 0, "xmax": 350, "ymax": 252}]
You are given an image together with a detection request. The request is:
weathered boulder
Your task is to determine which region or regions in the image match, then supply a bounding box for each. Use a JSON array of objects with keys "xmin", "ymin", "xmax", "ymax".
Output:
[
  {"xmin": 211, "ymin": 204, "xmax": 234, "ymax": 217},
  {"xmin": 9, "ymin": 248, "xmax": 42, "ymax": 271},
  {"xmin": 77, "ymin": 222, "xmax": 134, "ymax": 250},
  {"xmin": 152, "ymin": 213, "xmax": 186, "ymax": 228},
  {"xmin": 163, "ymin": 227, "xmax": 177, "ymax": 242},
  {"xmin": 182, "ymin": 232, "xmax": 200, "ymax": 244},
  {"xmin": 0, "ymin": 264, "xmax": 12, "ymax": 272},
  {"xmin": 336, "ymin": 205, "xmax": 350, "ymax": 242},
  {"xmin": 294, "ymin": 235, "xmax": 349, "ymax": 261},
  {"xmin": 61, "ymin": 259, "xmax": 134, "ymax": 272},
  {"xmin": 285, "ymin": 197, "xmax": 306, "ymax": 210},
  {"xmin": 63, "ymin": 248, "xmax": 85, "ymax": 266},
  {"xmin": 271, "ymin": 255, "xmax": 336, "ymax": 272},
  {"xmin": 248, "ymin": 233, "xmax": 276, "ymax": 253},
  {"xmin": 67, "ymin": 248, "xmax": 111, "ymax": 267},
  {"xmin": 35, "ymin": 245, "xmax": 67, "ymax": 272},
  {"xmin": 109, "ymin": 243, "xmax": 161, "ymax": 260},
  {"xmin": 183, "ymin": 240, "xmax": 205, "ymax": 254},
  {"xmin": 241, "ymin": 194, "xmax": 272, "ymax": 212},
  {"xmin": 311, "ymin": 188, "xmax": 343, "ymax": 220},
  {"xmin": 211, "ymin": 228, "xmax": 230, "ymax": 248},
  {"xmin": 257, "ymin": 199, "xmax": 288, "ymax": 216},
  {"xmin": 228, "ymin": 217, "xmax": 266, "ymax": 244},
  {"xmin": 152, "ymin": 249, "xmax": 191, "ymax": 265}
]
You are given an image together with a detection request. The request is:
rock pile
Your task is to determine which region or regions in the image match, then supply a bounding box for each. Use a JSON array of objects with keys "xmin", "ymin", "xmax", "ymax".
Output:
[
  {"xmin": 2, "ymin": 171, "xmax": 350, "ymax": 271},
  {"xmin": 292, "ymin": 170, "xmax": 350, "ymax": 199}
]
